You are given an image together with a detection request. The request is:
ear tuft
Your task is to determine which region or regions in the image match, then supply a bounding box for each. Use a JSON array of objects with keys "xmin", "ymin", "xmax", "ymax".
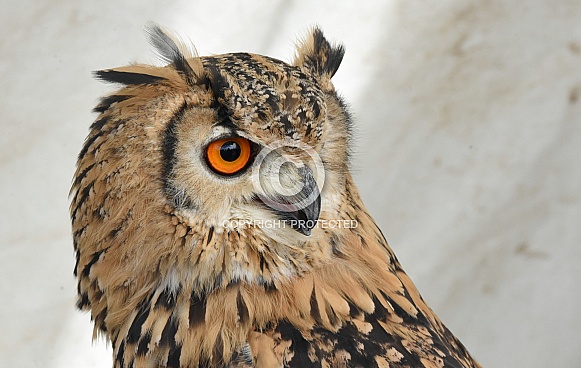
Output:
[
  {"xmin": 294, "ymin": 27, "xmax": 345, "ymax": 79},
  {"xmin": 145, "ymin": 22, "xmax": 205, "ymax": 86}
]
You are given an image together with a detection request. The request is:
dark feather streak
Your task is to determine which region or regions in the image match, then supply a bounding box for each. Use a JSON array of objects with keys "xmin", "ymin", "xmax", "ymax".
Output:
[
  {"xmin": 78, "ymin": 130, "xmax": 104, "ymax": 160},
  {"xmin": 155, "ymin": 285, "xmax": 180, "ymax": 310},
  {"xmin": 127, "ymin": 303, "xmax": 150, "ymax": 344},
  {"xmin": 160, "ymin": 316, "xmax": 178, "ymax": 348},
  {"xmin": 81, "ymin": 250, "xmax": 104, "ymax": 277},
  {"xmin": 71, "ymin": 181, "xmax": 94, "ymax": 222},
  {"xmin": 93, "ymin": 94, "xmax": 131, "ymax": 113},
  {"xmin": 94, "ymin": 70, "xmax": 164, "ymax": 85},
  {"xmin": 309, "ymin": 287, "xmax": 322, "ymax": 323},
  {"xmin": 76, "ymin": 292, "xmax": 90, "ymax": 310},
  {"xmin": 236, "ymin": 290, "xmax": 249, "ymax": 324},
  {"xmin": 116, "ymin": 340, "xmax": 126, "ymax": 367},
  {"xmin": 161, "ymin": 101, "xmax": 190, "ymax": 208},
  {"xmin": 166, "ymin": 344, "xmax": 182, "ymax": 368},
  {"xmin": 137, "ymin": 331, "xmax": 152, "ymax": 356},
  {"xmin": 189, "ymin": 292, "xmax": 207, "ymax": 327}
]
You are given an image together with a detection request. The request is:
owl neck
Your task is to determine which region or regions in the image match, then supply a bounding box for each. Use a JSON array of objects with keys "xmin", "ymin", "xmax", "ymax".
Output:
[{"xmin": 108, "ymin": 175, "xmax": 420, "ymax": 366}]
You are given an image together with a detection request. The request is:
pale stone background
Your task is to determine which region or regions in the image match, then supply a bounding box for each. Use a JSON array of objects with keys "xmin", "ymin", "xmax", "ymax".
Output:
[{"xmin": 1, "ymin": 0, "xmax": 580, "ymax": 367}]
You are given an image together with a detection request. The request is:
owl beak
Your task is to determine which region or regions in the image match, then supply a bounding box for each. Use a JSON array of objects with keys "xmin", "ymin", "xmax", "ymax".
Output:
[
  {"xmin": 256, "ymin": 165, "xmax": 321, "ymax": 236},
  {"xmin": 281, "ymin": 183, "xmax": 321, "ymax": 236}
]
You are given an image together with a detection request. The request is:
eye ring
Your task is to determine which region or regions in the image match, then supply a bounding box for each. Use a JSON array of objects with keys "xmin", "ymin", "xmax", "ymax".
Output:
[{"xmin": 206, "ymin": 137, "xmax": 252, "ymax": 175}]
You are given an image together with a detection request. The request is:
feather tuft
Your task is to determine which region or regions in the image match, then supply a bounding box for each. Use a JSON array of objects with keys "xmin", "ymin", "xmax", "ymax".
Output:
[{"xmin": 145, "ymin": 22, "xmax": 204, "ymax": 86}]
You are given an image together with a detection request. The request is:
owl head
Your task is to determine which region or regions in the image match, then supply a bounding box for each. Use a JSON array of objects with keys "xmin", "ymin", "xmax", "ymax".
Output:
[{"xmin": 71, "ymin": 26, "xmax": 354, "ymax": 327}]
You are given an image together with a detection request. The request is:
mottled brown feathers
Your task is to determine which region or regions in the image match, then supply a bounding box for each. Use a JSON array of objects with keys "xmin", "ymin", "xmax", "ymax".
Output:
[{"xmin": 71, "ymin": 25, "xmax": 480, "ymax": 367}]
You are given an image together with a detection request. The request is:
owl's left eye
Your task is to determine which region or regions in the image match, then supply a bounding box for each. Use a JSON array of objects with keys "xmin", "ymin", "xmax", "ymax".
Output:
[{"xmin": 205, "ymin": 137, "xmax": 252, "ymax": 175}]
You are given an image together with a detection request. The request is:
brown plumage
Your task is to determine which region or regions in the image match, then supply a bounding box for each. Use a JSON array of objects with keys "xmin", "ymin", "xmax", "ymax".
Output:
[{"xmin": 70, "ymin": 24, "xmax": 481, "ymax": 367}]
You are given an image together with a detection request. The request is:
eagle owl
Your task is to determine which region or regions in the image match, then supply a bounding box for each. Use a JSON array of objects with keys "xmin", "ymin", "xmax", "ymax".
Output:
[{"xmin": 71, "ymin": 25, "xmax": 481, "ymax": 368}]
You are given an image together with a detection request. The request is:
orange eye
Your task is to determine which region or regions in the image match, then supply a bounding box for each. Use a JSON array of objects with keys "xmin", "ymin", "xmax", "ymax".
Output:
[{"xmin": 206, "ymin": 137, "xmax": 251, "ymax": 175}]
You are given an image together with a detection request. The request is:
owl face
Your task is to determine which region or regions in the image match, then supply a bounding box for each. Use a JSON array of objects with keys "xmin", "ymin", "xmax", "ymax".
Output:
[
  {"xmin": 157, "ymin": 40, "xmax": 353, "ymax": 245},
  {"xmin": 166, "ymin": 53, "xmax": 332, "ymax": 237}
]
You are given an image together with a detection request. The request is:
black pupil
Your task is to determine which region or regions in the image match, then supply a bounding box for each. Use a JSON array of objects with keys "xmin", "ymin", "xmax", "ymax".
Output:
[{"xmin": 220, "ymin": 141, "xmax": 241, "ymax": 162}]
